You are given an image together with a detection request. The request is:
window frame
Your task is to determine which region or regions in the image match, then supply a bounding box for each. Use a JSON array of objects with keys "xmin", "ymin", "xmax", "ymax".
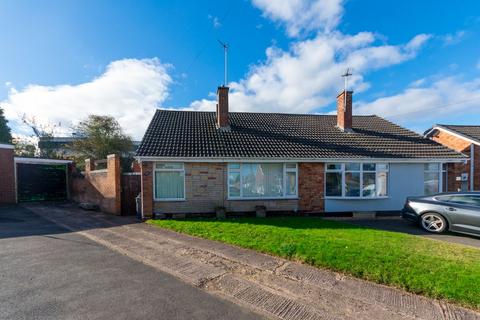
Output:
[
  {"xmin": 423, "ymin": 163, "xmax": 444, "ymax": 196},
  {"xmin": 153, "ymin": 162, "xmax": 186, "ymax": 201},
  {"xmin": 325, "ymin": 162, "xmax": 389, "ymax": 199},
  {"xmin": 227, "ymin": 163, "xmax": 298, "ymax": 200}
]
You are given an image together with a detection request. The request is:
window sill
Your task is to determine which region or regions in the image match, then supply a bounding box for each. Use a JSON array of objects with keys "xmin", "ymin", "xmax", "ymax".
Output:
[
  {"xmin": 227, "ymin": 197, "xmax": 298, "ymax": 201},
  {"xmin": 154, "ymin": 198, "xmax": 186, "ymax": 202},
  {"xmin": 325, "ymin": 196, "xmax": 390, "ymax": 200}
]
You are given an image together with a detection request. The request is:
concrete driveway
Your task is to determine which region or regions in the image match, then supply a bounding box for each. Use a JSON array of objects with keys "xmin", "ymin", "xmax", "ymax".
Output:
[
  {"xmin": 13, "ymin": 203, "xmax": 479, "ymax": 320},
  {"xmin": 0, "ymin": 205, "xmax": 263, "ymax": 320},
  {"xmin": 327, "ymin": 215, "xmax": 480, "ymax": 248}
]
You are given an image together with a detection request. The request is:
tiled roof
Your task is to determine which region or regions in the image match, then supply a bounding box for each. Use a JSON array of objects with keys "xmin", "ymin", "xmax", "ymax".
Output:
[
  {"xmin": 436, "ymin": 125, "xmax": 480, "ymax": 143},
  {"xmin": 136, "ymin": 110, "xmax": 465, "ymax": 159}
]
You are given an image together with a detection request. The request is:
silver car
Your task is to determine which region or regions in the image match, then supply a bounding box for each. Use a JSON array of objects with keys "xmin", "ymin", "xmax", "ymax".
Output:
[{"xmin": 402, "ymin": 192, "xmax": 480, "ymax": 237}]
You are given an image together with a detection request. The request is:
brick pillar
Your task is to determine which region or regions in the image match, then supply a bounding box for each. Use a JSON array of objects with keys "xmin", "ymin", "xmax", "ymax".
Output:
[
  {"xmin": 298, "ymin": 163, "xmax": 325, "ymax": 212},
  {"xmin": 0, "ymin": 144, "xmax": 16, "ymax": 204},
  {"xmin": 141, "ymin": 161, "xmax": 154, "ymax": 219},
  {"xmin": 107, "ymin": 154, "xmax": 122, "ymax": 215},
  {"xmin": 85, "ymin": 158, "xmax": 95, "ymax": 173}
]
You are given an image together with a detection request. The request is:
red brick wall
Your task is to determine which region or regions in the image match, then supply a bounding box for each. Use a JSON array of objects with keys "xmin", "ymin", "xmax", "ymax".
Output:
[
  {"xmin": 298, "ymin": 163, "xmax": 325, "ymax": 212},
  {"xmin": 431, "ymin": 130, "xmax": 471, "ymax": 152},
  {"xmin": 71, "ymin": 154, "xmax": 122, "ymax": 214},
  {"xmin": 0, "ymin": 145, "xmax": 16, "ymax": 203},
  {"xmin": 141, "ymin": 161, "xmax": 154, "ymax": 218}
]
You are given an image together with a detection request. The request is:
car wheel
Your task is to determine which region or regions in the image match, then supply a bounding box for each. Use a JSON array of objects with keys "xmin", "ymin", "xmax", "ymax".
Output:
[{"xmin": 420, "ymin": 213, "xmax": 447, "ymax": 233}]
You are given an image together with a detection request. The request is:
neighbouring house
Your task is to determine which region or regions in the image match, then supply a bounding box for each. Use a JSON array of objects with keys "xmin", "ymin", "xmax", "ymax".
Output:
[
  {"xmin": 135, "ymin": 86, "xmax": 467, "ymax": 218},
  {"xmin": 38, "ymin": 136, "xmax": 141, "ymax": 158},
  {"xmin": 425, "ymin": 125, "xmax": 480, "ymax": 191}
]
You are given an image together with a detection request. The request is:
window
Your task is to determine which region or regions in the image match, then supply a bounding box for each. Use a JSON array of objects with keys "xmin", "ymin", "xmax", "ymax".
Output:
[
  {"xmin": 325, "ymin": 163, "xmax": 389, "ymax": 198},
  {"xmin": 424, "ymin": 163, "xmax": 442, "ymax": 195},
  {"xmin": 441, "ymin": 163, "xmax": 448, "ymax": 192},
  {"xmin": 154, "ymin": 163, "xmax": 185, "ymax": 200},
  {"xmin": 437, "ymin": 195, "xmax": 480, "ymax": 206},
  {"xmin": 227, "ymin": 163, "xmax": 298, "ymax": 199}
]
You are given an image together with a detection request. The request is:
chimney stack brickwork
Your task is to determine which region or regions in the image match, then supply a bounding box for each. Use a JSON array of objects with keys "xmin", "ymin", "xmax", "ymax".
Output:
[
  {"xmin": 336, "ymin": 90, "xmax": 353, "ymax": 131},
  {"xmin": 216, "ymin": 86, "xmax": 229, "ymax": 128}
]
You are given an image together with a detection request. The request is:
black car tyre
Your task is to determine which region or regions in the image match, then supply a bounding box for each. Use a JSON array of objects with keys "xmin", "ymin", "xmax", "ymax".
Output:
[{"xmin": 420, "ymin": 212, "xmax": 447, "ymax": 233}]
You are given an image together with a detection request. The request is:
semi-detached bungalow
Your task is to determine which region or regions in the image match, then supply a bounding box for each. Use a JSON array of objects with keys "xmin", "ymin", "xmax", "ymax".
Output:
[{"xmin": 136, "ymin": 87, "xmax": 467, "ymax": 219}]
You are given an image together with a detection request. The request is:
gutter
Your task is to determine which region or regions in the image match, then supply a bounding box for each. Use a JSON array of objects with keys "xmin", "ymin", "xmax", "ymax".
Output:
[{"xmin": 135, "ymin": 156, "xmax": 468, "ymax": 164}]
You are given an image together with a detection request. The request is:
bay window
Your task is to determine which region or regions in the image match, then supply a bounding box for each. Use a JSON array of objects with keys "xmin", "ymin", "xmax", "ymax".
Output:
[
  {"xmin": 228, "ymin": 163, "xmax": 298, "ymax": 199},
  {"xmin": 325, "ymin": 163, "xmax": 389, "ymax": 198},
  {"xmin": 154, "ymin": 163, "xmax": 185, "ymax": 200}
]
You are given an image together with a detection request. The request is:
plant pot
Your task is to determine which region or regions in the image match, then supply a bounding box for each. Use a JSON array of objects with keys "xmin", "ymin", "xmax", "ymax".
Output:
[
  {"xmin": 255, "ymin": 205, "xmax": 267, "ymax": 218},
  {"xmin": 215, "ymin": 206, "xmax": 226, "ymax": 219}
]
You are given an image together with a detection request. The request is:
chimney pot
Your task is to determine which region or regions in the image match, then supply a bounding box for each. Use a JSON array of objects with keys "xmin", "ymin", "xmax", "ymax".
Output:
[
  {"xmin": 336, "ymin": 90, "xmax": 353, "ymax": 131},
  {"xmin": 216, "ymin": 86, "xmax": 229, "ymax": 129}
]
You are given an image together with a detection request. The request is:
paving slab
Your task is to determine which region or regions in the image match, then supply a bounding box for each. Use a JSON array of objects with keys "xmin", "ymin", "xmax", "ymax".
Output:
[{"xmin": 25, "ymin": 203, "xmax": 480, "ymax": 320}]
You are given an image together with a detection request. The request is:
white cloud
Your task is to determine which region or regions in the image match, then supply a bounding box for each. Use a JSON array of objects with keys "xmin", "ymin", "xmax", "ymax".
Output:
[
  {"xmin": 252, "ymin": 0, "xmax": 344, "ymax": 37},
  {"xmin": 354, "ymin": 77, "xmax": 480, "ymax": 122},
  {"xmin": 208, "ymin": 15, "xmax": 222, "ymax": 28},
  {"xmin": 191, "ymin": 1, "xmax": 431, "ymax": 114},
  {"xmin": 1, "ymin": 58, "xmax": 172, "ymax": 140},
  {"xmin": 190, "ymin": 32, "xmax": 431, "ymax": 114},
  {"xmin": 441, "ymin": 30, "xmax": 466, "ymax": 46}
]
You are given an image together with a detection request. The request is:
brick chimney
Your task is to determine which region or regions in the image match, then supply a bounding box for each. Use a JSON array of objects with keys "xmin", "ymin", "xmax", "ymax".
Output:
[
  {"xmin": 336, "ymin": 90, "xmax": 353, "ymax": 131},
  {"xmin": 216, "ymin": 86, "xmax": 229, "ymax": 129}
]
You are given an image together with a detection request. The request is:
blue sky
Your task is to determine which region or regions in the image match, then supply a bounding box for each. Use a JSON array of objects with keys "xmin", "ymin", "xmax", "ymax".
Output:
[{"xmin": 1, "ymin": 0, "xmax": 479, "ymax": 139}]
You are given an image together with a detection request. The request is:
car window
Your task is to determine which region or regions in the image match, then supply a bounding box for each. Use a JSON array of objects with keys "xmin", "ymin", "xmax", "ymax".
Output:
[
  {"xmin": 469, "ymin": 196, "xmax": 480, "ymax": 206},
  {"xmin": 445, "ymin": 195, "xmax": 480, "ymax": 206},
  {"xmin": 435, "ymin": 195, "xmax": 453, "ymax": 202}
]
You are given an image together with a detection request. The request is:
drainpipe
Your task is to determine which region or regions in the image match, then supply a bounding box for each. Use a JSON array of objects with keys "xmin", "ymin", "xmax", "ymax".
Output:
[{"xmin": 471, "ymin": 144, "xmax": 475, "ymax": 191}]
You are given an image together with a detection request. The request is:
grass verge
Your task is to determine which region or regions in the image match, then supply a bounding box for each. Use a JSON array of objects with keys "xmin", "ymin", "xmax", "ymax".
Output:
[{"xmin": 147, "ymin": 217, "xmax": 480, "ymax": 310}]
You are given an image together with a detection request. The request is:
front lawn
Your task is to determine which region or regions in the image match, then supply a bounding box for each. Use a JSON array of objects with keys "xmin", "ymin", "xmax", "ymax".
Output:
[{"xmin": 147, "ymin": 217, "xmax": 480, "ymax": 310}]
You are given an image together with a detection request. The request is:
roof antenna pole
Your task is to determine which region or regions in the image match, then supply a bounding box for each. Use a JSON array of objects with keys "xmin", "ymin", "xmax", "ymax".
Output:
[
  {"xmin": 341, "ymin": 68, "xmax": 352, "ymax": 111},
  {"xmin": 218, "ymin": 40, "xmax": 229, "ymax": 86}
]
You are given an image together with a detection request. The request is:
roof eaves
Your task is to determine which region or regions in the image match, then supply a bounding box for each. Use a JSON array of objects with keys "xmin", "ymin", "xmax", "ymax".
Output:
[{"xmin": 427, "ymin": 125, "xmax": 480, "ymax": 146}]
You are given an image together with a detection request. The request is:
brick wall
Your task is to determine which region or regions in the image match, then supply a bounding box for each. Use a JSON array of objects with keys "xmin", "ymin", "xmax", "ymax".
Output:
[
  {"xmin": 431, "ymin": 130, "xmax": 471, "ymax": 152},
  {"xmin": 0, "ymin": 145, "xmax": 16, "ymax": 203},
  {"xmin": 146, "ymin": 162, "xmax": 310, "ymax": 215},
  {"xmin": 71, "ymin": 154, "xmax": 122, "ymax": 214},
  {"xmin": 473, "ymin": 144, "xmax": 480, "ymax": 191},
  {"xmin": 298, "ymin": 163, "xmax": 324, "ymax": 212},
  {"xmin": 141, "ymin": 161, "xmax": 154, "ymax": 218}
]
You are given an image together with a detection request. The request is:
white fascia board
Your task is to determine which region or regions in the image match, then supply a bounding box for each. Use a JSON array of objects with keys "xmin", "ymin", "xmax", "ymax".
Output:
[
  {"xmin": 426, "ymin": 126, "xmax": 480, "ymax": 146},
  {"xmin": 0, "ymin": 143, "xmax": 14, "ymax": 149},
  {"xmin": 14, "ymin": 157, "xmax": 73, "ymax": 164},
  {"xmin": 136, "ymin": 156, "xmax": 467, "ymax": 164}
]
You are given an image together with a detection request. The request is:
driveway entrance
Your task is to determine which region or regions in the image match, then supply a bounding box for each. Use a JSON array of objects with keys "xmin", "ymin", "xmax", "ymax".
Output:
[{"xmin": 0, "ymin": 205, "xmax": 262, "ymax": 320}]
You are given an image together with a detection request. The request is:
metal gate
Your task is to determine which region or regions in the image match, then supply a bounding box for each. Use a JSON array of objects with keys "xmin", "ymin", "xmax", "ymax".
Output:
[{"xmin": 16, "ymin": 162, "xmax": 68, "ymax": 202}]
